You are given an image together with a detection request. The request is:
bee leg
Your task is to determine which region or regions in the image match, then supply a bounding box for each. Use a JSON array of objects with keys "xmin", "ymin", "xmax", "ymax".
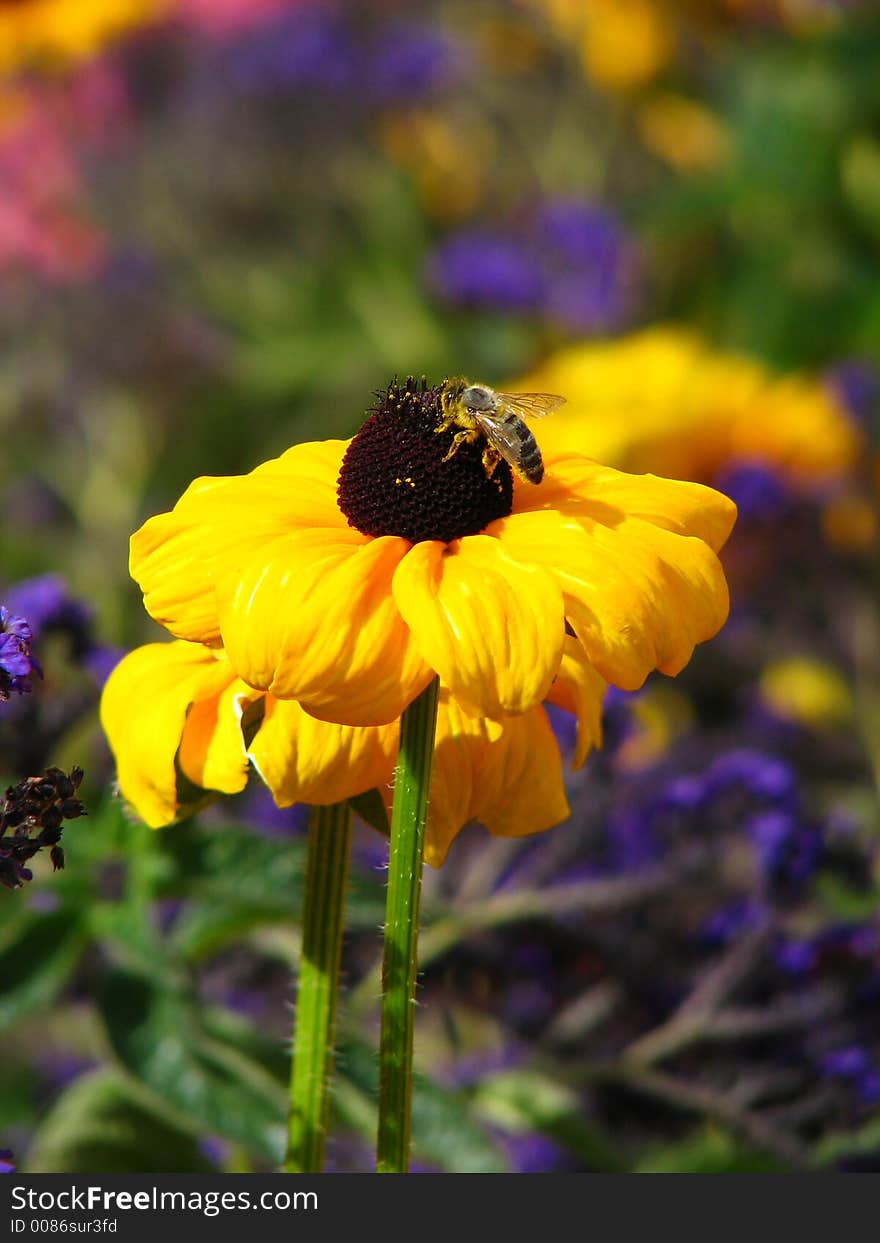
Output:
[
  {"xmin": 482, "ymin": 445, "xmax": 501, "ymax": 478},
  {"xmin": 434, "ymin": 414, "xmax": 454, "ymax": 435},
  {"xmin": 440, "ymin": 429, "xmax": 476, "ymax": 464}
]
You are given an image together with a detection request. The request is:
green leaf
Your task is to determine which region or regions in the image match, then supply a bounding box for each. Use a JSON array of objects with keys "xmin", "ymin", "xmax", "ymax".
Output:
[
  {"xmin": 163, "ymin": 824, "xmax": 386, "ymax": 959},
  {"xmin": 0, "ymin": 909, "xmax": 88, "ymax": 1032},
  {"xmin": 811, "ymin": 1113, "xmax": 880, "ymax": 1168},
  {"xmin": 88, "ymin": 900, "xmax": 179, "ymax": 980},
  {"xmin": 472, "ymin": 1070, "xmax": 626, "ymax": 1172},
  {"xmin": 101, "ymin": 969, "xmax": 285, "ymax": 1163},
  {"xmin": 634, "ymin": 1124, "xmax": 785, "ymax": 1174},
  {"xmin": 26, "ymin": 1070, "xmax": 213, "ymax": 1174},
  {"xmin": 160, "ymin": 822, "xmax": 308, "ymax": 914}
]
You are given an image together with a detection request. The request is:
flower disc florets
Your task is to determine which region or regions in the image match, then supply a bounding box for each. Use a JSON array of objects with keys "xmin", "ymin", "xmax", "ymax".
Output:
[{"xmin": 337, "ymin": 375, "xmax": 513, "ymax": 544}]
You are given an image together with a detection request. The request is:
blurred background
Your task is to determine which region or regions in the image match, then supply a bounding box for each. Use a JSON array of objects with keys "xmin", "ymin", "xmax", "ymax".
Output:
[{"xmin": 1, "ymin": 0, "xmax": 879, "ymax": 1173}]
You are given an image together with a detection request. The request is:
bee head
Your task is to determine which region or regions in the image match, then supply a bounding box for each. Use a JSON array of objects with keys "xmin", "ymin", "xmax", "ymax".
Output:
[{"xmin": 460, "ymin": 385, "xmax": 495, "ymax": 413}]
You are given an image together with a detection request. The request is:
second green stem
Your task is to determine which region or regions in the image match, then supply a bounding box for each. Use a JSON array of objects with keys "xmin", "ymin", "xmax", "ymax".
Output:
[
  {"xmin": 285, "ymin": 801, "xmax": 352, "ymax": 1173},
  {"xmin": 376, "ymin": 676, "xmax": 440, "ymax": 1173}
]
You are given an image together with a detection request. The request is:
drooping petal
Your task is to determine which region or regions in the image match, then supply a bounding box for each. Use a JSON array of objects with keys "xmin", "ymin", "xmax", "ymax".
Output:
[
  {"xmin": 178, "ymin": 681, "xmax": 255, "ymax": 797},
  {"xmin": 218, "ymin": 531, "xmax": 433, "ymax": 726},
  {"xmin": 248, "ymin": 696, "xmax": 397, "ymax": 806},
  {"xmin": 100, "ymin": 641, "xmax": 237, "ymax": 828},
  {"xmin": 546, "ymin": 636, "xmax": 607, "ymax": 768},
  {"xmin": 392, "ymin": 535, "xmax": 565, "ymax": 719},
  {"xmin": 492, "ymin": 508, "xmax": 729, "ymax": 691},
  {"xmin": 514, "ymin": 453, "xmax": 738, "ymax": 553},
  {"xmin": 424, "ymin": 696, "xmax": 570, "ymax": 867},
  {"xmin": 130, "ymin": 440, "xmax": 349, "ymax": 645}
]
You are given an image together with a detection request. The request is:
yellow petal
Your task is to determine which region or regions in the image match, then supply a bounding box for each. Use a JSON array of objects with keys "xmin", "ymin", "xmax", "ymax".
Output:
[
  {"xmin": 248, "ymin": 696, "xmax": 397, "ymax": 806},
  {"xmin": 392, "ymin": 535, "xmax": 565, "ymax": 719},
  {"xmin": 516, "ymin": 454, "xmax": 737, "ymax": 554},
  {"xmin": 493, "ymin": 509, "xmax": 729, "ymax": 691},
  {"xmin": 100, "ymin": 641, "xmax": 236, "ymax": 828},
  {"xmin": 130, "ymin": 440, "xmax": 349, "ymax": 645},
  {"xmin": 424, "ymin": 696, "xmax": 570, "ymax": 867},
  {"xmin": 546, "ymin": 636, "xmax": 607, "ymax": 768},
  {"xmin": 178, "ymin": 681, "xmax": 255, "ymax": 796},
  {"xmin": 218, "ymin": 530, "xmax": 433, "ymax": 726}
]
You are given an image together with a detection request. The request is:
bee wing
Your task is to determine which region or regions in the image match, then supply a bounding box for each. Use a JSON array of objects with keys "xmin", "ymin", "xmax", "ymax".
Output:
[
  {"xmin": 495, "ymin": 392, "xmax": 566, "ymax": 420},
  {"xmin": 475, "ymin": 412, "xmax": 527, "ymax": 466}
]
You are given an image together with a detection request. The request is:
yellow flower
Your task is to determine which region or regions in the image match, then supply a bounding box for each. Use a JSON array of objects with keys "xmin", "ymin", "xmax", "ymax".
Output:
[
  {"xmin": 759, "ymin": 656, "xmax": 853, "ymax": 729},
  {"xmin": 636, "ymin": 93, "xmax": 731, "ymax": 172},
  {"xmin": 531, "ymin": 0, "xmax": 674, "ymax": 92},
  {"xmin": 129, "ymin": 377, "xmax": 736, "ymax": 732},
  {"xmin": 579, "ymin": 0, "xmax": 674, "ymax": 92},
  {"xmin": 613, "ymin": 683, "xmax": 694, "ymax": 772},
  {"xmin": 377, "ymin": 110, "xmax": 491, "ymax": 223},
  {"xmin": 511, "ymin": 328, "xmax": 860, "ymax": 492},
  {"xmin": 100, "ymin": 637, "xmax": 604, "ymax": 866},
  {"xmin": 0, "ymin": 0, "xmax": 165, "ymax": 75},
  {"xmin": 821, "ymin": 492, "xmax": 878, "ymax": 555}
]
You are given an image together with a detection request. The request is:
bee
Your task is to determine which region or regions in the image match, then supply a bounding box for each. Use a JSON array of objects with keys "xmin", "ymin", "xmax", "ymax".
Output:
[{"xmin": 436, "ymin": 378, "xmax": 566, "ymax": 485}]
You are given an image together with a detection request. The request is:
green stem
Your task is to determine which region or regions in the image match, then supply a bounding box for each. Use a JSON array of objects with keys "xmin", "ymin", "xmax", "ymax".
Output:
[
  {"xmin": 285, "ymin": 801, "xmax": 352, "ymax": 1173},
  {"xmin": 376, "ymin": 676, "xmax": 440, "ymax": 1174}
]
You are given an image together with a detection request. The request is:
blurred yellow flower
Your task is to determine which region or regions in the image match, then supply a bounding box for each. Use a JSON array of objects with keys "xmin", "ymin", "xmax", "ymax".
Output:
[
  {"xmin": 636, "ymin": 93, "xmax": 731, "ymax": 172},
  {"xmin": 377, "ymin": 109, "xmax": 491, "ymax": 223},
  {"xmin": 759, "ymin": 656, "xmax": 853, "ymax": 728},
  {"xmin": 100, "ymin": 638, "xmax": 604, "ymax": 866},
  {"xmin": 510, "ymin": 327, "xmax": 860, "ymax": 491},
  {"xmin": 0, "ymin": 0, "xmax": 165, "ymax": 74},
  {"xmin": 613, "ymin": 684, "xmax": 694, "ymax": 772},
  {"xmin": 128, "ymin": 379, "xmax": 735, "ymax": 733},
  {"xmin": 821, "ymin": 493, "xmax": 878, "ymax": 555},
  {"xmin": 532, "ymin": 0, "xmax": 674, "ymax": 91},
  {"xmin": 532, "ymin": 0, "xmax": 845, "ymax": 96}
]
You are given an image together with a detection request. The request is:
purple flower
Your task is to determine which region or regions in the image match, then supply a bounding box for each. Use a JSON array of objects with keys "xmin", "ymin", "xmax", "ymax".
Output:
[
  {"xmin": 747, "ymin": 808, "xmax": 822, "ymax": 890},
  {"xmin": 601, "ymin": 687, "xmax": 638, "ymax": 755},
  {"xmin": 0, "ymin": 606, "xmax": 39, "ymax": 701},
  {"xmin": 4, "ymin": 575, "xmax": 93, "ymax": 663},
  {"xmin": 820, "ymin": 1046, "xmax": 872, "ymax": 1080},
  {"xmin": 777, "ymin": 921, "xmax": 880, "ymax": 978},
  {"xmin": 703, "ymin": 750, "xmax": 798, "ymax": 807},
  {"xmin": 857, "ymin": 1071, "xmax": 880, "ymax": 1106},
  {"xmin": 198, "ymin": 1136, "xmax": 231, "ymax": 1168},
  {"xmin": 713, "ymin": 461, "xmax": 790, "ymax": 523},
  {"xmin": 698, "ymin": 898, "xmax": 768, "ymax": 947},
  {"xmin": 0, "ymin": 1149, "xmax": 14, "ymax": 1174},
  {"xmin": 226, "ymin": 784, "xmax": 308, "ymax": 838},
  {"xmin": 607, "ymin": 806, "xmax": 661, "ymax": 873},
  {"xmin": 364, "ymin": 22, "xmax": 468, "ymax": 103},
  {"xmin": 825, "ymin": 359, "xmax": 877, "ymax": 424},
  {"xmin": 83, "ymin": 644, "xmax": 125, "ymax": 686},
  {"xmin": 500, "ymin": 1131, "xmax": 569, "ymax": 1173},
  {"xmin": 425, "ymin": 230, "xmax": 545, "ymax": 313},
  {"xmin": 544, "ymin": 701, "xmax": 577, "ymax": 760},
  {"xmin": 774, "ymin": 936, "xmax": 818, "ymax": 976},
  {"xmin": 425, "ymin": 197, "xmax": 641, "ymax": 332},
  {"xmin": 230, "ymin": 10, "xmax": 357, "ymax": 93},
  {"xmin": 654, "ymin": 774, "xmax": 706, "ymax": 814},
  {"xmin": 534, "ymin": 198, "xmax": 641, "ymax": 332}
]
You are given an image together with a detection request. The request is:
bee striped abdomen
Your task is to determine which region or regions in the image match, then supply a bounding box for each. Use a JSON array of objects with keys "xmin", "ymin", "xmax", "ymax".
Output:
[{"xmin": 503, "ymin": 416, "xmax": 544, "ymax": 483}]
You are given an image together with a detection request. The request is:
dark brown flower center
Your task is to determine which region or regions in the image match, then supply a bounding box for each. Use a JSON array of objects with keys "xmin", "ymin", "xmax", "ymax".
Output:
[{"xmin": 337, "ymin": 376, "xmax": 513, "ymax": 544}]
